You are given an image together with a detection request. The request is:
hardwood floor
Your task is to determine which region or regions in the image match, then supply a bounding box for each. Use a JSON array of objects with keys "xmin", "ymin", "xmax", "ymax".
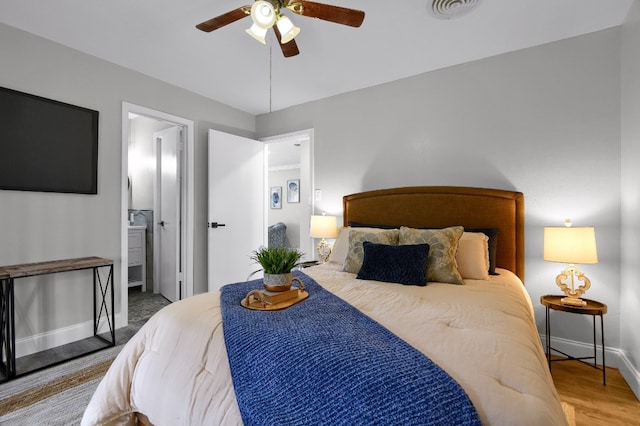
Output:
[{"xmin": 551, "ymin": 359, "xmax": 640, "ymax": 425}]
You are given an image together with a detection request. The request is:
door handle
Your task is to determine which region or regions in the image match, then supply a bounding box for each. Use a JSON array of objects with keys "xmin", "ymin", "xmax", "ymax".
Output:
[
  {"xmin": 209, "ymin": 222, "xmax": 226, "ymax": 229},
  {"xmin": 158, "ymin": 221, "xmax": 165, "ymax": 227}
]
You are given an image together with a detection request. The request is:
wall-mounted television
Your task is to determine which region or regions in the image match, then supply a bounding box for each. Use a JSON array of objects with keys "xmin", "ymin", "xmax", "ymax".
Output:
[{"xmin": 0, "ymin": 87, "xmax": 99, "ymax": 194}]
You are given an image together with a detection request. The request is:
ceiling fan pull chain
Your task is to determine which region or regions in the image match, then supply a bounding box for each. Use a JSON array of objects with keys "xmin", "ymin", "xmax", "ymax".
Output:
[{"xmin": 269, "ymin": 34, "xmax": 273, "ymax": 113}]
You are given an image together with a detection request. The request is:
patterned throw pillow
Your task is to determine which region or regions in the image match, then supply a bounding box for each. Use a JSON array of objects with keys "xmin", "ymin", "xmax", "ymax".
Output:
[
  {"xmin": 343, "ymin": 229, "xmax": 400, "ymax": 274},
  {"xmin": 329, "ymin": 226, "xmax": 398, "ymax": 266},
  {"xmin": 399, "ymin": 226, "xmax": 465, "ymax": 285},
  {"xmin": 357, "ymin": 242, "xmax": 430, "ymax": 286}
]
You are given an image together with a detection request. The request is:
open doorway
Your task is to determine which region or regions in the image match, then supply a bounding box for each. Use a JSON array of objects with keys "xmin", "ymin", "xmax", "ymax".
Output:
[
  {"xmin": 206, "ymin": 129, "xmax": 314, "ymax": 292},
  {"xmin": 120, "ymin": 103, "xmax": 195, "ymax": 327},
  {"xmin": 261, "ymin": 129, "xmax": 314, "ymax": 260}
]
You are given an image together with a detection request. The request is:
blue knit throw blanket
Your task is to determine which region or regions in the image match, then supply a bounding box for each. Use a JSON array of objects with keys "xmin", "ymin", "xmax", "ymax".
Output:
[{"xmin": 220, "ymin": 271, "xmax": 481, "ymax": 426}]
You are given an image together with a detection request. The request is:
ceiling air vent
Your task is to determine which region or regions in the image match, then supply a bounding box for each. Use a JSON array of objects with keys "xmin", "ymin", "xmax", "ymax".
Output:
[{"xmin": 428, "ymin": 0, "xmax": 482, "ymax": 19}]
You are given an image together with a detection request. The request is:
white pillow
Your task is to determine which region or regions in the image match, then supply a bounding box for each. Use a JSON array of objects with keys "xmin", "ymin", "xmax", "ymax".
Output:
[
  {"xmin": 327, "ymin": 227, "xmax": 350, "ymax": 265},
  {"xmin": 456, "ymin": 232, "xmax": 490, "ymax": 280},
  {"xmin": 328, "ymin": 227, "xmax": 398, "ymax": 266}
]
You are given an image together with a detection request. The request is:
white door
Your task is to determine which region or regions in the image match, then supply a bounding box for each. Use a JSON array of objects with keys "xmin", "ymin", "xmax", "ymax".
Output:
[
  {"xmin": 155, "ymin": 126, "xmax": 182, "ymax": 302},
  {"xmin": 208, "ymin": 129, "xmax": 265, "ymax": 292}
]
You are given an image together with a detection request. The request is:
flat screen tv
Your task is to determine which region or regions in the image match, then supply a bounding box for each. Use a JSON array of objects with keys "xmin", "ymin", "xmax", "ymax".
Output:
[{"xmin": 0, "ymin": 87, "xmax": 99, "ymax": 194}]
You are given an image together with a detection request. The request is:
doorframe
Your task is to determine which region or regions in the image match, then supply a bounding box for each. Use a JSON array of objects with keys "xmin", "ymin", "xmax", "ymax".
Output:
[
  {"xmin": 260, "ymin": 128, "xmax": 315, "ymax": 259},
  {"xmin": 121, "ymin": 102, "xmax": 195, "ymax": 326}
]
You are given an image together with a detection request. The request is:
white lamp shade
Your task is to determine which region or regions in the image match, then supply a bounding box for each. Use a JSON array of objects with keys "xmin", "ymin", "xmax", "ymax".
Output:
[
  {"xmin": 310, "ymin": 215, "xmax": 338, "ymax": 239},
  {"xmin": 250, "ymin": 1, "xmax": 277, "ymax": 28},
  {"xmin": 276, "ymin": 16, "xmax": 300, "ymax": 44},
  {"xmin": 543, "ymin": 227, "xmax": 598, "ymax": 264},
  {"xmin": 245, "ymin": 23, "xmax": 268, "ymax": 44}
]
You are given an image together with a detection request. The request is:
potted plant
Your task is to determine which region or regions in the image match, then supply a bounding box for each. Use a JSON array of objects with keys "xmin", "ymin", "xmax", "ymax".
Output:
[{"xmin": 250, "ymin": 246, "xmax": 304, "ymax": 292}]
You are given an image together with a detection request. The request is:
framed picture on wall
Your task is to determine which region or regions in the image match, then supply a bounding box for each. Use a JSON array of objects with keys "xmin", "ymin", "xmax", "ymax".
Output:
[
  {"xmin": 270, "ymin": 186, "xmax": 282, "ymax": 209},
  {"xmin": 287, "ymin": 179, "xmax": 300, "ymax": 203}
]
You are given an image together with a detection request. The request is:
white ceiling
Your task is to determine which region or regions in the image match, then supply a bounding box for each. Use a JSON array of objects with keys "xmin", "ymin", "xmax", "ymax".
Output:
[{"xmin": 0, "ymin": 0, "xmax": 634, "ymax": 115}]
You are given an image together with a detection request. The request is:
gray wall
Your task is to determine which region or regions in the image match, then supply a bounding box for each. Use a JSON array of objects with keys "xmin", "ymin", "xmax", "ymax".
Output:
[
  {"xmin": 0, "ymin": 23, "xmax": 255, "ymax": 345},
  {"xmin": 129, "ymin": 116, "xmax": 173, "ymax": 210},
  {"xmin": 621, "ymin": 1, "xmax": 640, "ymax": 392},
  {"xmin": 268, "ymin": 168, "xmax": 302, "ymax": 248},
  {"xmin": 257, "ymin": 29, "xmax": 624, "ymax": 355}
]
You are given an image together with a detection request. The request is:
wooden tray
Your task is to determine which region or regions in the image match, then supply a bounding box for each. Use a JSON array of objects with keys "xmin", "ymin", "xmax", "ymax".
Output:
[{"xmin": 241, "ymin": 288, "xmax": 309, "ymax": 311}]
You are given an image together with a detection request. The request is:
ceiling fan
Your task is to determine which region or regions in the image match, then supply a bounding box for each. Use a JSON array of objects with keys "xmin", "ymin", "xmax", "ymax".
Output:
[{"xmin": 196, "ymin": 0, "xmax": 365, "ymax": 58}]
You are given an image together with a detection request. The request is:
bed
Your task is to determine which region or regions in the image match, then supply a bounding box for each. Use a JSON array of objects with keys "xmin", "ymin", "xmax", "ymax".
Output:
[{"xmin": 82, "ymin": 186, "xmax": 569, "ymax": 426}]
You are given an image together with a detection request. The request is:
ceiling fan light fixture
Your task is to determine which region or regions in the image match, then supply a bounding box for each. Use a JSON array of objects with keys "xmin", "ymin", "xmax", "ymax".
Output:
[
  {"xmin": 197, "ymin": 0, "xmax": 365, "ymax": 58},
  {"xmin": 250, "ymin": 1, "xmax": 277, "ymax": 28},
  {"xmin": 276, "ymin": 15, "xmax": 300, "ymax": 44},
  {"xmin": 246, "ymin": 23, "xmax": 268, "ymax": 44}
]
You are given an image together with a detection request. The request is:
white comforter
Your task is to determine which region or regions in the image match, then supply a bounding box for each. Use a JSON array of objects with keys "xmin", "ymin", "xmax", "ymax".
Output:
[{"xmin": 82, "ymin": 264, "xmax": 569, "ymax": 426}]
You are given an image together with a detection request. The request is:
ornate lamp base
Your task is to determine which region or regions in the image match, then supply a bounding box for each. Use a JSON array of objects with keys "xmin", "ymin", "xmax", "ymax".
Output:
[
  {"xmin": 556, "ymin": 264, "xmax": 591, "ymax": 306},
  {"xmin": 316, "ymin": 239, "xmax": 331, "ymax": 263}
]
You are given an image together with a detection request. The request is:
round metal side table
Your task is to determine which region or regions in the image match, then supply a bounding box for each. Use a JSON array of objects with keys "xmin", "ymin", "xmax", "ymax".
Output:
[{"xmin": 540, "ymin": 295, "xmax": 607, "ymax": 385}]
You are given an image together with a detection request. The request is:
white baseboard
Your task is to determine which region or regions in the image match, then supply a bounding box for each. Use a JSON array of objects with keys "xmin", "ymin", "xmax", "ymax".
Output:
[
  {"xmin": 15, "ymin": 313, "xmax": 124, "ymax": 358},
  {"xmin": 619, "ymin": 352, "xmax": 640, "ymax": 401},
  {"xmin": 540, "ymin": 333, "xmax": 640, "ymax": 400},
  {"xmin": 540, "ymin": 334, "xmax": 618, "ymax": 367}
]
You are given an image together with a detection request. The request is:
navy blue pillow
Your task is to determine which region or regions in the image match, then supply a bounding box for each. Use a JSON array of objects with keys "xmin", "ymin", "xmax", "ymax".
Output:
[{"xmin": 356, "ymin": 242, "xmax": 430, "ymax": 286}]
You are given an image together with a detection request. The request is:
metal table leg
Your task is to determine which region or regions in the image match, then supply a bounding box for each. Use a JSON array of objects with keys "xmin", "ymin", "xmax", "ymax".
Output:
[
  {"xmin": 600, "ymin": 313, "xmax": 606, "ymax": 385},
  {"xmin": 93, "ymin": 265, "xmax": 115, "ymax": 346},
  {"xmin": 0, "ymin": 278, "xmax": 16, "ymax": 381},
  {"xmin": 546, "ymin": 305, "xmax": 551, "ymax": 371}
]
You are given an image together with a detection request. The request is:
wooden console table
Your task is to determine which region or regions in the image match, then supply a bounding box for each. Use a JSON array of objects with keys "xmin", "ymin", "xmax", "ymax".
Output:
[{"xmin": 0, "ymin": 256, "xmax": 115, "ymax": 382}]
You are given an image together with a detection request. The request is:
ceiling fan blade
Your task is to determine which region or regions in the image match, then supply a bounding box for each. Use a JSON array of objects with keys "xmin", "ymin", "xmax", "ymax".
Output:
[
  {"xmin": 195, "ymin": 6, "xmax": 251, "ymax": 32},
  {"xmin": 272, "ymin": 25, "xmax": 300, "ymax": 58},
  {"xmin": 288, "ymin": 1, "xmax": 365, "ymax": 27}
]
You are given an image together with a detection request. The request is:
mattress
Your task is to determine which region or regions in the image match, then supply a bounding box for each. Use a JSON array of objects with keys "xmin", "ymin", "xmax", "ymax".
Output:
[{"xmin": 81, "ymin": 263, "xmax": 568, "ymax": 425}]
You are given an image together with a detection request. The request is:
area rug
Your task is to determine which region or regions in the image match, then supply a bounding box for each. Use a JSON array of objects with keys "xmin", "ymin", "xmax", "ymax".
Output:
[
  {"xmin": 0, "ymin": 358, "xmax": 113, "ymax": 416},
  {"xmin": 0, "ymin": 290, "xmax": 169, "ymax": 425},
  {"xmin": 0, "ymin": 345, "xmax": 121, "ymax": 424}
]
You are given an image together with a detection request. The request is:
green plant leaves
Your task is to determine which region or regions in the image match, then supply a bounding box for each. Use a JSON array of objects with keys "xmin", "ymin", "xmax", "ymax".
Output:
[{"xmin": 250, "ymin": 246, "xmax": 304, "ymax": 274}]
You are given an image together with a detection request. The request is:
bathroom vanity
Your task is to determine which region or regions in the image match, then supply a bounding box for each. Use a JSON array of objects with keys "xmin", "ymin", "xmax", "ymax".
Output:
[{"xmin": 128, "ymin": 226, "xmax": 146, "ymax": 291}]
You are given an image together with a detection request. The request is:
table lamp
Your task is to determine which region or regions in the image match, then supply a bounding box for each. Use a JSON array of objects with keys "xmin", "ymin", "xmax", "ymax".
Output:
[
  {"xmin": 543, "ymin": 220, "xmax": 598, "ymax": 306},
  {"xmin": 310, "ymin": 215, "xmax": 338, "ymax": 263}
]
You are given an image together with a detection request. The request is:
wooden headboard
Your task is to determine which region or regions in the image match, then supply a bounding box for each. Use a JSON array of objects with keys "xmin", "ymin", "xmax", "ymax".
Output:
[{"xmin": 342, "ymin": 186, "xmax": 525, "ymax": 282}]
